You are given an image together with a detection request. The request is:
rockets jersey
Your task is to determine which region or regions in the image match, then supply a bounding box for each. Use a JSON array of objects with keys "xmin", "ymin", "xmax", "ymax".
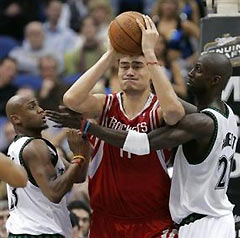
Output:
[
  {"xmin": 6, "ymin": 136, "xmax": 72, "ymax": 237},
  {"xmin": 88, "ymin": 92, "xmax": 172, "ymax": 220},
  {"xmin": 170, "ymin": 104, "xmax": 238, "ymax": 224}
]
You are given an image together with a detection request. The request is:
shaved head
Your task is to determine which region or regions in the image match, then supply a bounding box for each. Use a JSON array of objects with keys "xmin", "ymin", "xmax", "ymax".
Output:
[
  {"xmin": 6, "ymin": 95, "xmax": 28, "ymax": 121},
  {"xmin": 200, "ymin": 52, "xmax": 232, "ymax": 89},
  {"xmin": 6, "ymin": 95, "xmax": 47, "ymax": 135}
]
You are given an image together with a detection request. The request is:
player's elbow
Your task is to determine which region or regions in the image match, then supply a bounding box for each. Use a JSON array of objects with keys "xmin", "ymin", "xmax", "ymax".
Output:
[
  {"xmin": 63, "ymin": 92, "xmax": 76, "ymax": 109},
  {"xmin": 163, "ymin": 105, "xmax": 185, "ymax": 126},
  {"xmin": 48, "ymin": 193, "xmax": 62, "ymax": 204}
]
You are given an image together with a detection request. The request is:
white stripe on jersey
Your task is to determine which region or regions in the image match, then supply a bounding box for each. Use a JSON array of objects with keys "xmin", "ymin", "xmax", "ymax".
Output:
[
  {"xmin": 101, "ymin": 94, "xmax": 113, "ymax": 127},
  {"xmin": 149, "ymin": 100, "xmax": 159, "ymax": 130},
  {"xmin": 89, "ymin": 140, "xmax": 104, "ymax": 178}
]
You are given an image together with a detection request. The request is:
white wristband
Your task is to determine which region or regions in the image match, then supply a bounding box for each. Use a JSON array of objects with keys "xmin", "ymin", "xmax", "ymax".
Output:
[{"xmin": 123, "ymin": 130, "xmax": 150, "ymax": 155}]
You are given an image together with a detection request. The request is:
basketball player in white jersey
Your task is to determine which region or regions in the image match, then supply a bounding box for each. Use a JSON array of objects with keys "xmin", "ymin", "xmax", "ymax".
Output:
[
  {"xmin": 69, "ymin": 52, "xmax": 237, "ymax": 238},
  {"xmin": 46, "ymin": 15, "xmax": 184, "ymax": 238},
  {"xmin": 0, "ymin": 152, "xmax": 27, "ymax": 188},
  {"xmin": 5, "ymin": 95, "xmax": 91, "ymax": 238}
]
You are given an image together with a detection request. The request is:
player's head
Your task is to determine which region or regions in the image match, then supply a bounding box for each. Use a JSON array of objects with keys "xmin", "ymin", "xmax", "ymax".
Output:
[
  {"xmin": 118, "ymin": 55, "xmax": 151, "ymax": 94},
  {"xmin": 187, "ymin": 52, "xmax": 232, "ymax": 95},
  {"xmin": 6, "ymin": 95, "xmax": 47, "ymax": 135}
]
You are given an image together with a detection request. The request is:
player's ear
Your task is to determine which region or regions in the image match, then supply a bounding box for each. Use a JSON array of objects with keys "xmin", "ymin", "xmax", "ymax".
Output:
[
  {"xmin": 10, "ymin": 114, "xmax": 21, "ymax": 125},
  {"xmin": 212, "ymin": 75, "xmax": 221, "ymax": 86}
]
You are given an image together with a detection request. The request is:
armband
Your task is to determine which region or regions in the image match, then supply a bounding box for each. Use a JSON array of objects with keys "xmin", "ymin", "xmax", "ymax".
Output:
[{"xmin": 123, "ymin": 130, "xmax": 150, "ymax": 155}]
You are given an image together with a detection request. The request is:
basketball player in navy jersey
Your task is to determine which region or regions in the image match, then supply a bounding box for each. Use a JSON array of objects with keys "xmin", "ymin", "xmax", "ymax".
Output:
[
  {"xmin": 47, "ymin": 15, "xmax": 184, "ymax": 238},
  {"xmin": 0, "ymin": 152, "xmax": 27, "ymax": 188},
  {"xmin": 5, "ymin": 94, "xmax": 91, "ymax": 238},
  {"xmin": 61, "ymin": 52, "xmax": 236, "ymax": 238}
]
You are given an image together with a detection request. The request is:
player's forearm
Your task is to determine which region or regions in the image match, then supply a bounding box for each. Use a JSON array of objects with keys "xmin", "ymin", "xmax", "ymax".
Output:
[
  {"xmin": 10, "ymin": 164, "xmax": 28, "ymax": 187},
  {"xmin": 48, "ymin": 165, "xmax": 85, "ymax": 203},
  {"xmin": 73, "ymin": 160, "xmax": 89, "ymax": 183},
  {"xmin": 63, "ymin": 51, "xmax": 114, "ymax": 110},
  {"xmin": 88, "ymin": 123, "xmax": 127, "ymax": 148},
  {"xmin": 0, "ymin": 154, "xmax": 27, "ymax": 188},
  {"xmin": 145, "ymin": 51, "xmax": 185, "ymax": 125}
]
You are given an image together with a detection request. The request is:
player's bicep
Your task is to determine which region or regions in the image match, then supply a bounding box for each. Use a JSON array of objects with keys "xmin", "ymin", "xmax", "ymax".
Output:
[
  {"xmin": 66, "ymin": 94, "xmax": 106, "ymax": 119},
  {"xmin": 22, "ymin": 140, "xmax": 58, "ymax": 197},
  {"xmin": 149, "ymin": 113, "xmax": 214, "ymax": 150}
]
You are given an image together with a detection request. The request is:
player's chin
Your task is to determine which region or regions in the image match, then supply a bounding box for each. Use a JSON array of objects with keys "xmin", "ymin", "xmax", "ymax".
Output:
[{"xmin": 41, "ymin": 124, "xmax": 49, "ymax": 130}]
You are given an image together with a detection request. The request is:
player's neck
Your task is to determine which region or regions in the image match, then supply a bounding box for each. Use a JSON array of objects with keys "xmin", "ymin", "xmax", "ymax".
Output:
[
  {"xmin": 16, "ymin": 128, "xmax": 42, "ymax": 138},
  {"xmin": 122, "ymin": 90, "xmax": 151, "ymax": 119}
]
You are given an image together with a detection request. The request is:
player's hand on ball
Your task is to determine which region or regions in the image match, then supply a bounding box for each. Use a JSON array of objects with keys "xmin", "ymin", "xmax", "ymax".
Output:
[{"xmin": 137, "ymin": 15, "xmax": 159, "ymax": 55}]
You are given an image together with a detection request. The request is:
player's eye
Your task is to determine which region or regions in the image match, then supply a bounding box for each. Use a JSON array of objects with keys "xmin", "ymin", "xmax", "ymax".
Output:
[{"xmin": 120, "ymin": 65, "xmax": 130, "ymax": 69}]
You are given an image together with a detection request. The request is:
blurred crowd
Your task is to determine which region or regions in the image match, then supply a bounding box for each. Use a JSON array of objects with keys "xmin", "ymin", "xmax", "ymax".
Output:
[{"xmin": 0, "ymin": 0, "xmax": 206, "ymax": 237}]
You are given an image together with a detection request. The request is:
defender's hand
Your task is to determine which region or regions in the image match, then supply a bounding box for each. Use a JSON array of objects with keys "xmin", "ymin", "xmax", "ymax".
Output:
[{"xmin": 45, "ymin": 106, "xmax": 84, "ymax": 129}]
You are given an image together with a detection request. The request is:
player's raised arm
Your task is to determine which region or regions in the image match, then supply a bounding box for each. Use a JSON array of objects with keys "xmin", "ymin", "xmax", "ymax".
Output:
[
  {"xmin": 63, "ymin": 41, "xmax": 117, "ymax": 119},
  {"xmin": 0, "ymin": 152, "xmax": 27, "ymax": 188},
  {"xmin": 137, "ymin": 15, "xmax": 185, "ymax": 125}
]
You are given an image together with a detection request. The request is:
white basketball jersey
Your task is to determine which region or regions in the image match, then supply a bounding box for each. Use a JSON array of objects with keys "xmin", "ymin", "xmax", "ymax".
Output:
[
  {"xmin": 6, "ymin": 136, "xmax": 72, "ymax": 237},
  {"xmin": 170, "ymin": 104, "xmax": 238, "ymax": 224}
]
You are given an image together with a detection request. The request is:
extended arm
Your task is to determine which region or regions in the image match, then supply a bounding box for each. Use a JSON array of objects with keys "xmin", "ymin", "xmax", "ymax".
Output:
[
  {"xmin": 86, "ymin": 113, "xmax": 214, "ymax": 154},
  {"xmin": 63, "ymin": 48, "xmax": 114, "ymax": 118},
  {"xmin": 0, "ymin": 153, "xmax": 27, "ymax": 188}
]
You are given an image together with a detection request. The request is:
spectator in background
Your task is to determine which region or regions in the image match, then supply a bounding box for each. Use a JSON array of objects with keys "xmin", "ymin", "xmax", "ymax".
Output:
[
  {"xmin": 9, "ymin": 21, "xmax": 64, "ymax": 75},
  {"xmin": 88, "ymin": 0, "xmax": 112, "ymax": 44},
  {"xmin": 0, "ymin": 0, "xmax": 45, "ymax": 42},
  {"xmin": 65, "ymin": 16, "xmax": 104, "ymax": 76},
  {"xmin": 1, "ymin": 121, "xmax": 16, "ymax": 155},
  {"xmin": 68, "ymin": 200, "xmax": 91, "ymax": 238},
  {"xmin": 116, "ymin": 0, "xmax": 144, "ymax": 15},
  {"xmin": 43, "ymin": 0, "xmax": 77, "ymax": 54},
  {"xmin": 70, "ymin": 211, "xmax": 80, "ymax": 238},
  {"xmin": 154, "ymin": 33, "xmax": 187, "ymax": 99},
  {"xmin": 152, "ymin": 0, "xmax": 200, "ymax": 69},
  {"xmin": 0, "ymin": 57, "xmax": 18, "ymax": 117},
  {"xmin": 179, "ymin": 0, "xmax": 200, "ymax": 26},
  {"xmin": 69, "ymin": 0, "xmax": 89, "ymax": 32},
  {"xmin": 37, "ymin": 55, "xmax": 68, "ymax": 111}
]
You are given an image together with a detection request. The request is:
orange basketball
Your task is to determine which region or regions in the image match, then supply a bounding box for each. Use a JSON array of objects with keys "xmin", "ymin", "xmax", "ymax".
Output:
[{"xmin": 108, "ymin": 11, "xmax": 145, "ymax": 55}]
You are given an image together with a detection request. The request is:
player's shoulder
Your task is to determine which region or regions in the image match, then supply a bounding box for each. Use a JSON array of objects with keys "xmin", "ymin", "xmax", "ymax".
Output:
[{"xmin": 23, "ymin": 138, "xmax": 50, "ymax": 157}]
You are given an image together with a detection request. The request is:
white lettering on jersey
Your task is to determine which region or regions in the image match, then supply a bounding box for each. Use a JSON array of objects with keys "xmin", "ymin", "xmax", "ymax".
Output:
[{"xmin": 108, "ymin": 116, "xmax": 148, "ymax": 132}]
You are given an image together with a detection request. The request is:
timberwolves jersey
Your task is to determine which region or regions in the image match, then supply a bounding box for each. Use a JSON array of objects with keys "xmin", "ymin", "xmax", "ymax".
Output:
[
  {"xmin": 6, "ymin": 136, "xmax": 72, "ymax": 237},
  {"xmin": 89, "ymin": 92, "xmax": 172, "ymax": 219},
  {"xmin": 170, "ymin": 104, "xmax": 238, "ymax": 224}
]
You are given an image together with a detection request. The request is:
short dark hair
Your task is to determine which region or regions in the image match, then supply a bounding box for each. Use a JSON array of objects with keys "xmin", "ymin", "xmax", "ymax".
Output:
[{"xmin": 68, "ymin": 200, "xmax": 91, "ymax": 216}]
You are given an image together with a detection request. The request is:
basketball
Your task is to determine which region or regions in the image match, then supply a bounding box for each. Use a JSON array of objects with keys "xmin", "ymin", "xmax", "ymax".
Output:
[{"xmin": 108, "ymin": 11, "xmax": 145, "ymax": 55}]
